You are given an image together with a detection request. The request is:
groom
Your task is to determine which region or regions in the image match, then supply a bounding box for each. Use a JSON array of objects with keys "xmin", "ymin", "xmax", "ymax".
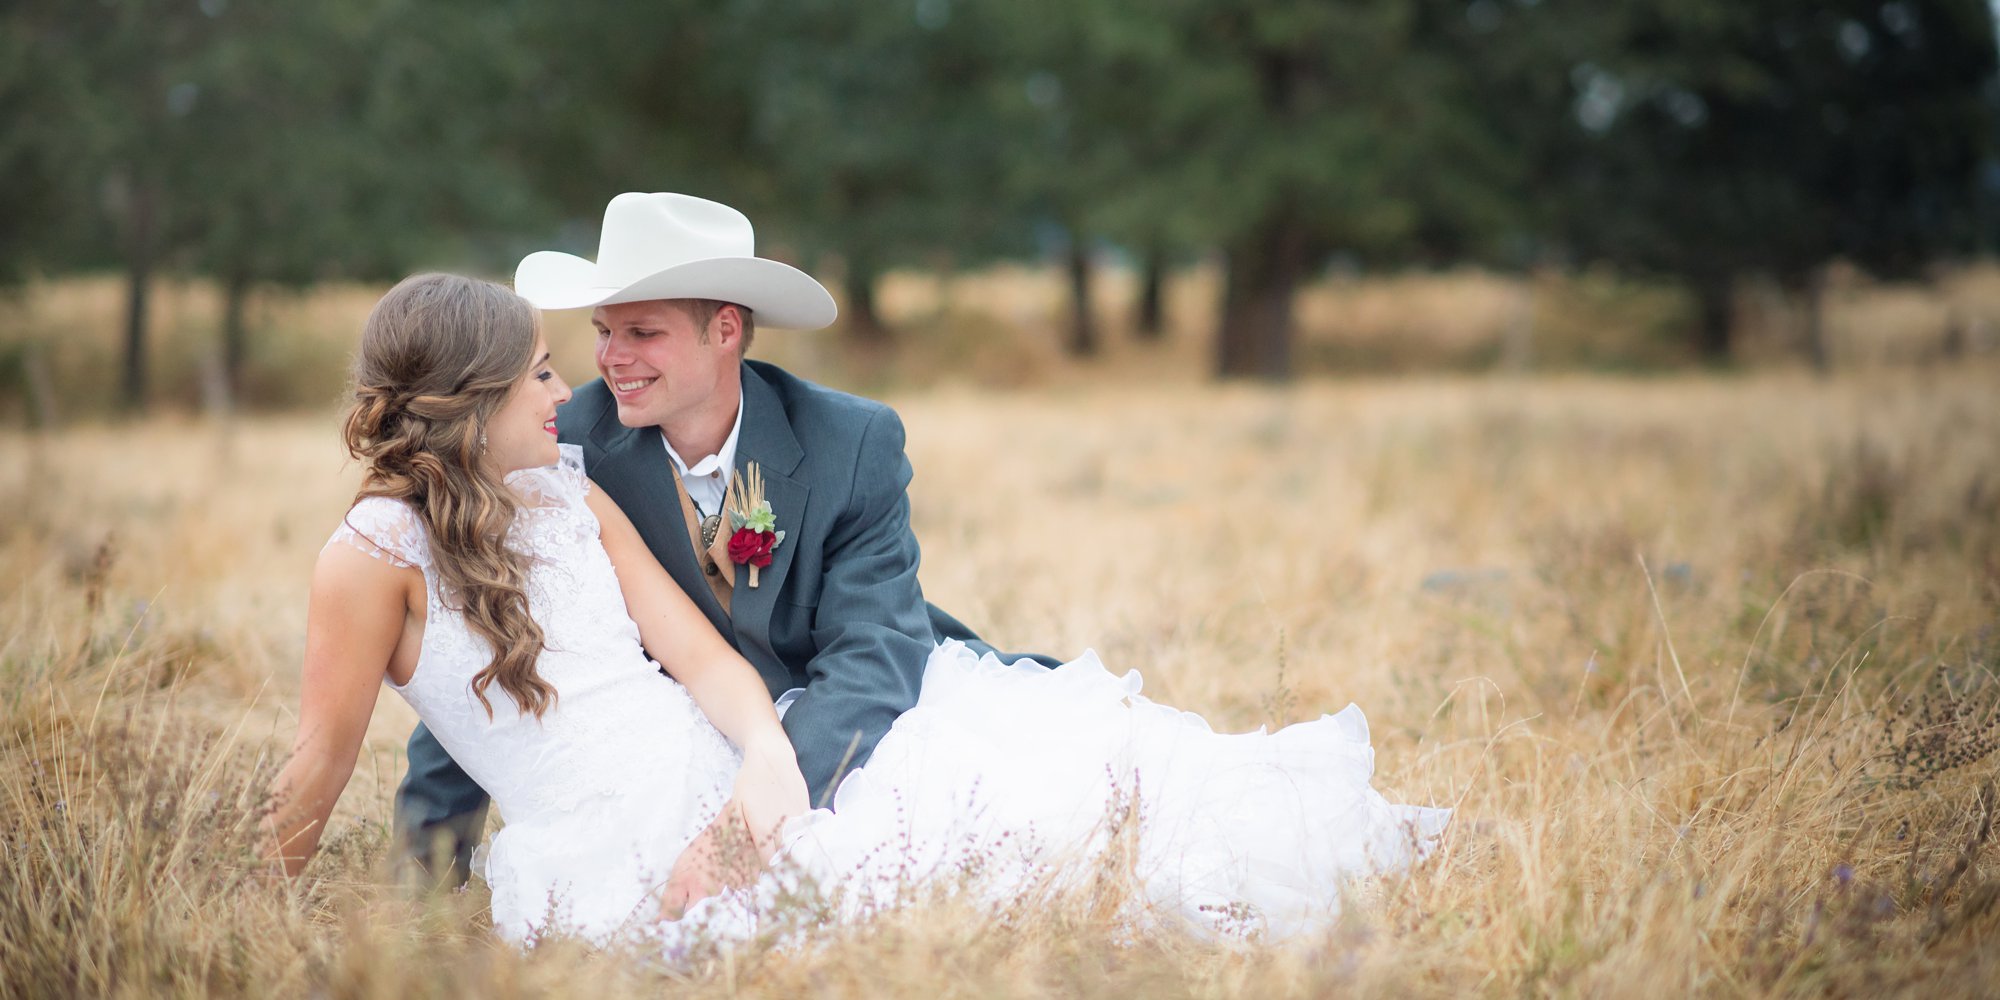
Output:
[{"xmin": 396, "ymin": 192, "xmax": 1055, "ymax": 877}]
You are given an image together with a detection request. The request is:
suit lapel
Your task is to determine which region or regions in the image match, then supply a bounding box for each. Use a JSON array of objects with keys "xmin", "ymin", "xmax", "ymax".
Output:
[
  {"xmin": 587, "ymin": 405, "xmax": 734, "ymax": 641},
  {"xmin": 729, "ymin": 365, "xmax": 808, "ymax": 658}
]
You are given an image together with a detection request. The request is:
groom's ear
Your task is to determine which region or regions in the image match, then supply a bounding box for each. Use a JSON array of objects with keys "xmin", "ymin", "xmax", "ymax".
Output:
[{"xmin": 713, "ymin": 303, "xmax": 753, "ymax": 359}]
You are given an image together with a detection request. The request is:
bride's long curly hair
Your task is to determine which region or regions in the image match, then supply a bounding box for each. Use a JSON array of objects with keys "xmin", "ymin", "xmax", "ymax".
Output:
[{"xmin": 342, "ymin": 273, "xmax": 556, "ymax": 720}]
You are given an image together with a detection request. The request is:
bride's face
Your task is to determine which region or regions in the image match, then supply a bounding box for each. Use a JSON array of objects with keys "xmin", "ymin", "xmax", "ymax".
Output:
[{"xmin": 483, "ymin": 333, "xmax": 572, "ymax": 474}]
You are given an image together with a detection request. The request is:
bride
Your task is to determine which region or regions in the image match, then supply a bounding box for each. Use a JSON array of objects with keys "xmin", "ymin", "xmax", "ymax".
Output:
[{"xmin": 266, "ymin": 272, "xmax": 1447, "ymax": 949}]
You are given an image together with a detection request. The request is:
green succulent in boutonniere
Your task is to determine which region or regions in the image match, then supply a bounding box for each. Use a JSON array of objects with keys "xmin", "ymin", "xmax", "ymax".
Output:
[
  {"xmin": 724, "ymin": 462, "xmax": 786, "ymax": 588},
  {"xmin": 737, "ymin": 501, "xmax": 778, "ymax": 535}
]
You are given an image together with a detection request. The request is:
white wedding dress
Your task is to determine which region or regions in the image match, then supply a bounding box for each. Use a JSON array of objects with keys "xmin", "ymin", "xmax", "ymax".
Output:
[{"xmin": 329, "ymin": 445, "xmax": 1447, "ymax": 951}]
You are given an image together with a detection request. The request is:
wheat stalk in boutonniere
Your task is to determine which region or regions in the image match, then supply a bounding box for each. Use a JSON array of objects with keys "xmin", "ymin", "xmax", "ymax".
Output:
[{"xmin": 724, "ymin": 461, "xmax": 786, "ymax": 588}]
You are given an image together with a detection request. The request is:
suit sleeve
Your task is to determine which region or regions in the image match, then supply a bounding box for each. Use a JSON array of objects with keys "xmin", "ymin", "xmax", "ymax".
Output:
[{"xmin": 777, "ymin": 407, "xmax": 936, "ymax": 806}]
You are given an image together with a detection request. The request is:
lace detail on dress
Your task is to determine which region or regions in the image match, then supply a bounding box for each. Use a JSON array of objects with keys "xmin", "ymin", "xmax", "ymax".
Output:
[
  {"xmin": 501, "ymin": 444, "xmax": 599, "ymax": 603},
  {"xmin": 327, "ymin": 496, "xmax": 429, "ymax": 569},
  {"xmin": 506, "ymin": 443, "xmax": 591, "ymax": 511}
]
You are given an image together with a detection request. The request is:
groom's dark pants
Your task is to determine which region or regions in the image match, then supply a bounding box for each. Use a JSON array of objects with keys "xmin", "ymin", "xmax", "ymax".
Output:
[{"xmin": 397, "ymin": 748, "xmax": 491, "ymax": 886}]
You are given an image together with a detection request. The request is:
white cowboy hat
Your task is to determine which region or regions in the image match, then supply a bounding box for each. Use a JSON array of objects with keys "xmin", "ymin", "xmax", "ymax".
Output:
[{"xmin": 514, "ymin": 192, "xmax": 838, "ymax": 329}]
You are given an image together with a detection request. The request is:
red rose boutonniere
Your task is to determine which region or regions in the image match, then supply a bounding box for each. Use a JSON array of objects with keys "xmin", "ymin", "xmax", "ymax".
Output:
[{"xmin": 724, "ymin": 462, "xmax": 785, "ymax": 588}]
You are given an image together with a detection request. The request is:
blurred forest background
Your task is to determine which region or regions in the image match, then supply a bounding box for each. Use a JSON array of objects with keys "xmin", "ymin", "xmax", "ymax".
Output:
[{"xmin": 3, "ymin": 0, "xmax": 2000, "ymax": 419}]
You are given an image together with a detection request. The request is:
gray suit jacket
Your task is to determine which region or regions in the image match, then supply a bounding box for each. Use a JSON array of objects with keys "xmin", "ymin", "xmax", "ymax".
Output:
[{"xmin": 397, "ymin": 360, "xmax": 1053, "ymax": 839}]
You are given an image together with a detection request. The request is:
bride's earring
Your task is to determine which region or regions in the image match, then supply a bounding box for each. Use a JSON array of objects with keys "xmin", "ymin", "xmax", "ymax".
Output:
[{"xmin": 479, "ymin": 431, "xmax": 489, "ymax": 454}]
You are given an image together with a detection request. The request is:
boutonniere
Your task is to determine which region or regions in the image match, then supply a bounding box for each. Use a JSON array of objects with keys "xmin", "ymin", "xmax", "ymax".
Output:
[{"xmin": 724, "ymin": 462, "xmax": 786, "ymax": 588}]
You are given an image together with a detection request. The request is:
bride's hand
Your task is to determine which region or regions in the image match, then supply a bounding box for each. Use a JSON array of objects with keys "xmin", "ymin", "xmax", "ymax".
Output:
[
  {"xmin": 657, "ymin": 738, "xmax": 807, "ymax": 921},
  {"xmin": 660, "ymin": 815, "xmax": 744, "ymax": 919},
  {"xmin": 730, "ymin": 735, "xmax": 809, "ymax": 858}
]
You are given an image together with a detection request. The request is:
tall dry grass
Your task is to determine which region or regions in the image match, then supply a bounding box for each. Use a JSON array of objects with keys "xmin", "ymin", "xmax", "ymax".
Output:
[{"xmin": 3, "ymin": 362, "xmax": 1999, "ymax": 996}]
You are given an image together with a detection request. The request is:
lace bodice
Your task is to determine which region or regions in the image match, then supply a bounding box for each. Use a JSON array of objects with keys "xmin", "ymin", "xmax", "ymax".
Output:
[{"xmin": 327, "ymin": 445, "xmax": 740, "ymax": 832}]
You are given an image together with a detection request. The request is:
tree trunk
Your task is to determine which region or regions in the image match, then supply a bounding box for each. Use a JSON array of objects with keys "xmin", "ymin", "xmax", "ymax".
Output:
[
  {"xmin": 843, "ymin": 259, "xmax": 888, "ymax": 344},
  {"xmin": 122, "ymin": 177, "xmax": 159, "ymax": 412},
  {"xmin": 1941, "ymin": 308, "xmax": 1968, "ymax": 360},
  {"xmin": 222, "ymin": 270, "xmax": 251, "ymax": 401},
  {"xmin": 1692, "ymin": 273, "xmax": 1735, "ymax": 364},
  {"xmin": 22, "ymin": 345, "xmax": 58, "ymax": 429},
  {"xmin": 1501, "ymin": 273, "xmax": 1537, "ymax": 372},
  {"xmin": 1065, "ymin": 236, "xmax": 1097, "ymax": 357},
  {"xmin": 1801, "ymin": 267, "xmax": 1830, "ymax": 374},
  {"xmin": 1135, "ymin": 243, "xmax": 1165, "ymax": 341},
  {"xmin": 1215, "ymin": 216, "xmax": 1310, "ymax": 381}
]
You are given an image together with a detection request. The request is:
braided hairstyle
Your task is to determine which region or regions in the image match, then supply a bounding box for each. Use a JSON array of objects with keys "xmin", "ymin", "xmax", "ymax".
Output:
[{"xmin": 342, "ymin": 273, "xmax": 556, "ymax": 720}]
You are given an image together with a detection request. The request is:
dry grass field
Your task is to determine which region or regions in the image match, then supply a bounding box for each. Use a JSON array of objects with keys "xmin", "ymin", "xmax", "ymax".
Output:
[
  {"xmin": 4, "ymin": 350, "xmax": 1999, "ymax": 997},
  {"xmin": 5, "ymin": 265, "xmax": 2000, "ymax": 996}
]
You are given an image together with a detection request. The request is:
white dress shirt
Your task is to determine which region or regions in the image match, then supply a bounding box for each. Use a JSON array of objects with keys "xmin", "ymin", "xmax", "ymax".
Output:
[{"xmin": 661, "ymin": 392, "xmax": 745, "ymax": 518}]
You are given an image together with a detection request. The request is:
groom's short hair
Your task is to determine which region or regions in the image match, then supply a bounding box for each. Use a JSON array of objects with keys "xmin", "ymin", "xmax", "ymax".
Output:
[{"xmin": 676, "ymin": 299, "xmax": 756, "ymax": 358}]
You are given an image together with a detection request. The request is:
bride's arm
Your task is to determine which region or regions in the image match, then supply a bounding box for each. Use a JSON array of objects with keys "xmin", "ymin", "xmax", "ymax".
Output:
[
  {"xmin": 263, "ymin": 543, "xmax": 414, "ymax": 876},
  {"xmin": 585, "ymin": 483, "xmax": 809, "ymax": 846}
]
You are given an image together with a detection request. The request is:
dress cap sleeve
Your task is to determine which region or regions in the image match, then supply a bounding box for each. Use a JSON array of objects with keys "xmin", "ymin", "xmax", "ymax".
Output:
[
  {"xmin": 326, "ymin": 496, "xmax": 429, "ymax": 569},
  {"xmin": 505, "ymin": 443, "xmax": 592, "ymax": 507}
]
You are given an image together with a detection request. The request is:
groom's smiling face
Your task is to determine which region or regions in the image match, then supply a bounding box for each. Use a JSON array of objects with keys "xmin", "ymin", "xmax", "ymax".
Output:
[{"xmin": 590, "ymin": 299, "xmax": 739, "ymax": 431}]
